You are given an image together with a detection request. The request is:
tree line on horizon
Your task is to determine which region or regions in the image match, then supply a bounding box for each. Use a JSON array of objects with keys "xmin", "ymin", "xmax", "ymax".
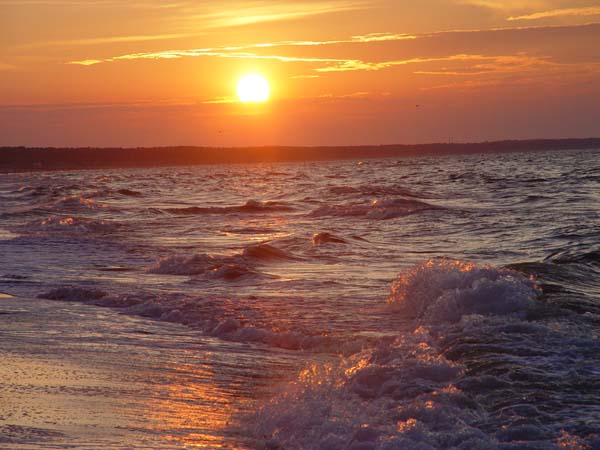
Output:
[{"xmin": 1, "ymin": 138, "xmax": 599, "ymax": 172}]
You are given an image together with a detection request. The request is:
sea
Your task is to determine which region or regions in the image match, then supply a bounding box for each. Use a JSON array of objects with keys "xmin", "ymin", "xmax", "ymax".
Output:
[{"xmin": 0, "ymin": 148, "xmax": 599, "ymax": 449}]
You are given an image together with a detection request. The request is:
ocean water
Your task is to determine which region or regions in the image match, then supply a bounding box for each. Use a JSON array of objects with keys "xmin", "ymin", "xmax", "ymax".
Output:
[{"xmin": 0, "ymin": 148, "xmax": 599, "ymax": 449}]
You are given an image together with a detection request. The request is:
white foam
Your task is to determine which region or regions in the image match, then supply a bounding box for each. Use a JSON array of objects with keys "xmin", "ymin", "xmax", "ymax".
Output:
[
  {"xmin": 248, "ymin": 260, "xmax": 597, "ymax": 449},
  {"xmin": 251, "ymin": 327, "xmax": 486, "ymax": 450},
  {"xmin": 387, "ymin": 259, "xmax": 538, "ymax": 323}
]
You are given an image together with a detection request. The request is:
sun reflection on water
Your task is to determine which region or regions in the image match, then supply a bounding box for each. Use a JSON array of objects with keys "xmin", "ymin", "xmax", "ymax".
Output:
[{"xmin": 139, "ymin": 356, "xmax": 252, "ymax": 448}]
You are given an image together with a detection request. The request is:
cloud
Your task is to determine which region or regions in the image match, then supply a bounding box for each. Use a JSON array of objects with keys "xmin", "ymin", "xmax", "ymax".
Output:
[
  {"xmin": 13, "ymin": 1, "xmax": 375, "ymax": 52},
  {"xmin": 193, "ymin": 1, "xmax": 369, "ymax": 28},
  {"xmin": 314, "ymin": 54, "xmax": 487, "ymax": 72},
  {"xmin": 508, "ymin": 6, "xmax": 600, "ymax": 21},
  {"xmin": 67, "ymin": 23, "xmax": 600, "ymax": 69},
  {"xmin": 66, "ymin": 32, "xmax": 416, "ymax": 66},
  {"xmin": 201, "ymin": 96, "xmax": 239, "ymax": 104},
  {"xmin": 457, "ymin": 0, "xmax": 545, "ymax": 10},
  {"xmin": 21, "ymin": 33, "xmax": 203, "ymax": 49},
  {"xmin": 69, "ymin": 50, "xmax": 449, "ymax": 74},
  {"xmin": 64, "ymin": 22, "xmax": 600, "ymax": 89},
  {"xmin": 67, "ymin": 59, "xmax": 104, "ymax": 66}
]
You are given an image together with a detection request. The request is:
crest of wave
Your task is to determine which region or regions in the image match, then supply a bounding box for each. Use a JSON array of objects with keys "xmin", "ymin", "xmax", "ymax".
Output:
[
  {"xmin": 387, "ymin": 259, "xmax": 539, "ymax": 323},
  {"xmin": 250, "ymin": 327, "xmax": 488, "ymax": 450},
  {"xmin": 248, "ymin": 260, "xmax": 543, "ymax": 449}
]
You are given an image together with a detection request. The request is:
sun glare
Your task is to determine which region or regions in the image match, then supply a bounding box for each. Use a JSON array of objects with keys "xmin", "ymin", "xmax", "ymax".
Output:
[{"xmin": 237, "ymin": 74, "xmax": 270, "ymax": 103}]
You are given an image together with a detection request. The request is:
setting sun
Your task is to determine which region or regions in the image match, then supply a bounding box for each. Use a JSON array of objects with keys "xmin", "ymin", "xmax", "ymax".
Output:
[{"xmin": 237, "ymin": 74, "xmax": 270, "ymax": 103}]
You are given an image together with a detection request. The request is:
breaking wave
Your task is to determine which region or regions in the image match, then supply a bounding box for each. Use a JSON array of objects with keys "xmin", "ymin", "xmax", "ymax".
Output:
[
  {"xmin": 248, "ymin": 259, "xmax": 600, "ymax": 449},
  {"xmin": 148, "ymin": 243, "xmax": 299, "ymax": 279},
  {"xmin": 148, "ymin": 253, "xmax": 258, "ymax": 280},
  {"xmin": 387, "ymin": 259, "xmax": 538, "ymax": 323}
]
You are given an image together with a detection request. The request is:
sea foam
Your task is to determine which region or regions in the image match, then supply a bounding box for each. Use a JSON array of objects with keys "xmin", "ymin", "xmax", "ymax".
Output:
[
  {"xmin": 248, "ymin": 260, "xmax": 598, "ymax": 450},
  {"xmin": 387, "ymin": 259, "xmax": 539, "ymax": 323}
]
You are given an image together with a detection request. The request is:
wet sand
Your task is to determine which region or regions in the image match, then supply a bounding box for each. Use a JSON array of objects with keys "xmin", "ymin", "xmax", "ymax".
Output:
[{"xmin": 0, "ymin": 295, "xmax": 272, "ymax": 449}]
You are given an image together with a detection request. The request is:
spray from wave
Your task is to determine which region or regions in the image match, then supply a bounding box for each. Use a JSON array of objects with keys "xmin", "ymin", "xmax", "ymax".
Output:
[{"xmin": 248, "ymin": 260, "xmax": 599, "ymax": 450}]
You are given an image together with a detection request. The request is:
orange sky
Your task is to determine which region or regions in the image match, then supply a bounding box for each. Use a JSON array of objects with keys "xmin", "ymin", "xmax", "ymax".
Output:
[{"xmin": 1, "ymin": 0, "xmax": 600, "ymax": 147}]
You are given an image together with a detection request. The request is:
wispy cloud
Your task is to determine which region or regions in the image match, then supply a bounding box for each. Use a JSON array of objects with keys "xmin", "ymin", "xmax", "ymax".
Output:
[
  {"xmin": 14, "ymin": 1, "xmax": 375, "ymax": 52},
  {"xmin": 192, "ymin": 1, "xmax": 369, "ymax": 28},
  {"xmin": 457, "ymin": 0, "xmax": 545, "ymax": 10},
  {"xmin": 414, "ymin": 54, "xmax": 554, "ymax": 76},
  {"xmin": 66, "ymin": 48, "xmax": 560, "ymax": 79},
  {"xmin": 67, "ymin": 59, "xmax": 104, "ymax": 66},
  {"xmin": 420, "ymin": 54, "xmax": 600, "ymax": 90},
  {"xmin": 292, "ymin": 74, "xmax": 321, "ymax": 79},
  {"xmin": 508, "ymin": 6, "xmax": 600, "ymax": 21},
  {"xmin": 201, "ymin": 96, "xmax": 238, "ymax": 104},
  {"xmin": 22, "ymin": 33, "xmax": 202, "ymax": 49},
  {"xmin": 314, "ymin": 55, "xmax": 486, "ymax": 72},
  {"xmin": 67, "ymin": 46, "xmax": 510, "ymax": 75},
  {"xmin": 65, "ymin": 23, "xmax": 600, "ymax": 87},
  {"xmin": 66, "ymin": 33, "xmax": 416, "ymax": 67}
]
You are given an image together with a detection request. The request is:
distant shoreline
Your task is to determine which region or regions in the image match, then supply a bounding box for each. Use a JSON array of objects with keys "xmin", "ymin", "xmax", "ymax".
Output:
[{"xmin": 1, "ymin": 138, "xmax": 599, "ymax": 173}]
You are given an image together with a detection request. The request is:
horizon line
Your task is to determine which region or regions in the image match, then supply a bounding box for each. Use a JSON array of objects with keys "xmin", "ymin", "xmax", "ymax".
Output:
[{"xmin": 2, "ymin": 136, "xmax": 600, "ymax": 151}]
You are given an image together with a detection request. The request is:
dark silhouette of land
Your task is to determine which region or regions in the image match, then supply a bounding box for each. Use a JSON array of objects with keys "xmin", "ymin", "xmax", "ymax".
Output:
[{"xmin": 1, "ymin": 138, "xmax": 599, "ymax": 172}]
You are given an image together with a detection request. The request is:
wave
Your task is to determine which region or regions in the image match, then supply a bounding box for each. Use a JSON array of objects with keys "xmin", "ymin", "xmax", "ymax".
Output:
[
  {"xmin": 164, "ymin": 200, "xmax": 294, "ymax": 215},
  {"xmin": 220, "ymin": 226, "xmax": 280, "ymax": 235},
  {"xmin": 242, "ymin": 243, "xmax": 300, "ymax": 261},
  {"xmin": 50, "ymin": 195, "xmax": 110, "ymax": 212},
  {"xmin": 328, "ymin": 184, "xmax": 428, "ymax": 198},
  {"xmin": 37, "ymin": 287, "xmax": 362, "ymax": 353},
  {"xmin": 1, "ymin": 188, "xmax": 112, "ymax": 217},
  {"xmin": 148, "ymin": 243, "xmax": 298, "ymax": 279},
  {"xmin": 312, "ymin": 232, "xmax": 348, "ymax": 246},
  {"xmin": 16, "ymin": 216, "xmax": 123, "ymax": 237},
  {"xmin": 148, "ymin": 254, "xmax": 257, "ymax": 279},
  {"xmin": 9, "ymin": 185, "xmax": 49, "ymax": 198},
  {"xmin": 548, "ymin": 248, "xmax": 600, "ymax": 266},
  {"xmin": 85, "ymin": 188, "xmax": 144, "ymax": 198},
  {"xmin": 311, "ymin": 197, "xmax": 438, "ymax": 220},
  {"xmin": 508, "ymin": 248, "xmax": 600, "ymax": 316},
  {"xmin": 248, "ymin": 259, "xmax": 600, "ymax": 449},
  {"xmin": 387, "ymin": 259, "xmax": 538, "ymax": 322},
  {"xmin": 40, "ymin": 287, "xmax": 111, "ymax": 302}
]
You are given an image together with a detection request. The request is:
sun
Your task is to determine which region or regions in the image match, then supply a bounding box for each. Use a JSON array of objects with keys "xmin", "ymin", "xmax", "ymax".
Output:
[{"xmin": 237, "ymin": 74, "xmax": 270, "ymax": 103}]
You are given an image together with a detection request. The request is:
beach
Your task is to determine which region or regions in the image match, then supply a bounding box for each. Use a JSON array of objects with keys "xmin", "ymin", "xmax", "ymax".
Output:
[{"xmin": 1, "ymin": 148, "xmax": 599, "ymax": 448}]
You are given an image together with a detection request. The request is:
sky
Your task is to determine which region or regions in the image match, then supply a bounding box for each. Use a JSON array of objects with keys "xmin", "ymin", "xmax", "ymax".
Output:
[{"xmin": 1, "ymin": 0, "xmax": 600, "ymax": 147}]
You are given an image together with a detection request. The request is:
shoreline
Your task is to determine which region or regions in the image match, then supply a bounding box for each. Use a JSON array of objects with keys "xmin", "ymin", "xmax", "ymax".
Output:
[{"xmin": 0, "ymin": 296, "xmax": 263, "ymax": 449}]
